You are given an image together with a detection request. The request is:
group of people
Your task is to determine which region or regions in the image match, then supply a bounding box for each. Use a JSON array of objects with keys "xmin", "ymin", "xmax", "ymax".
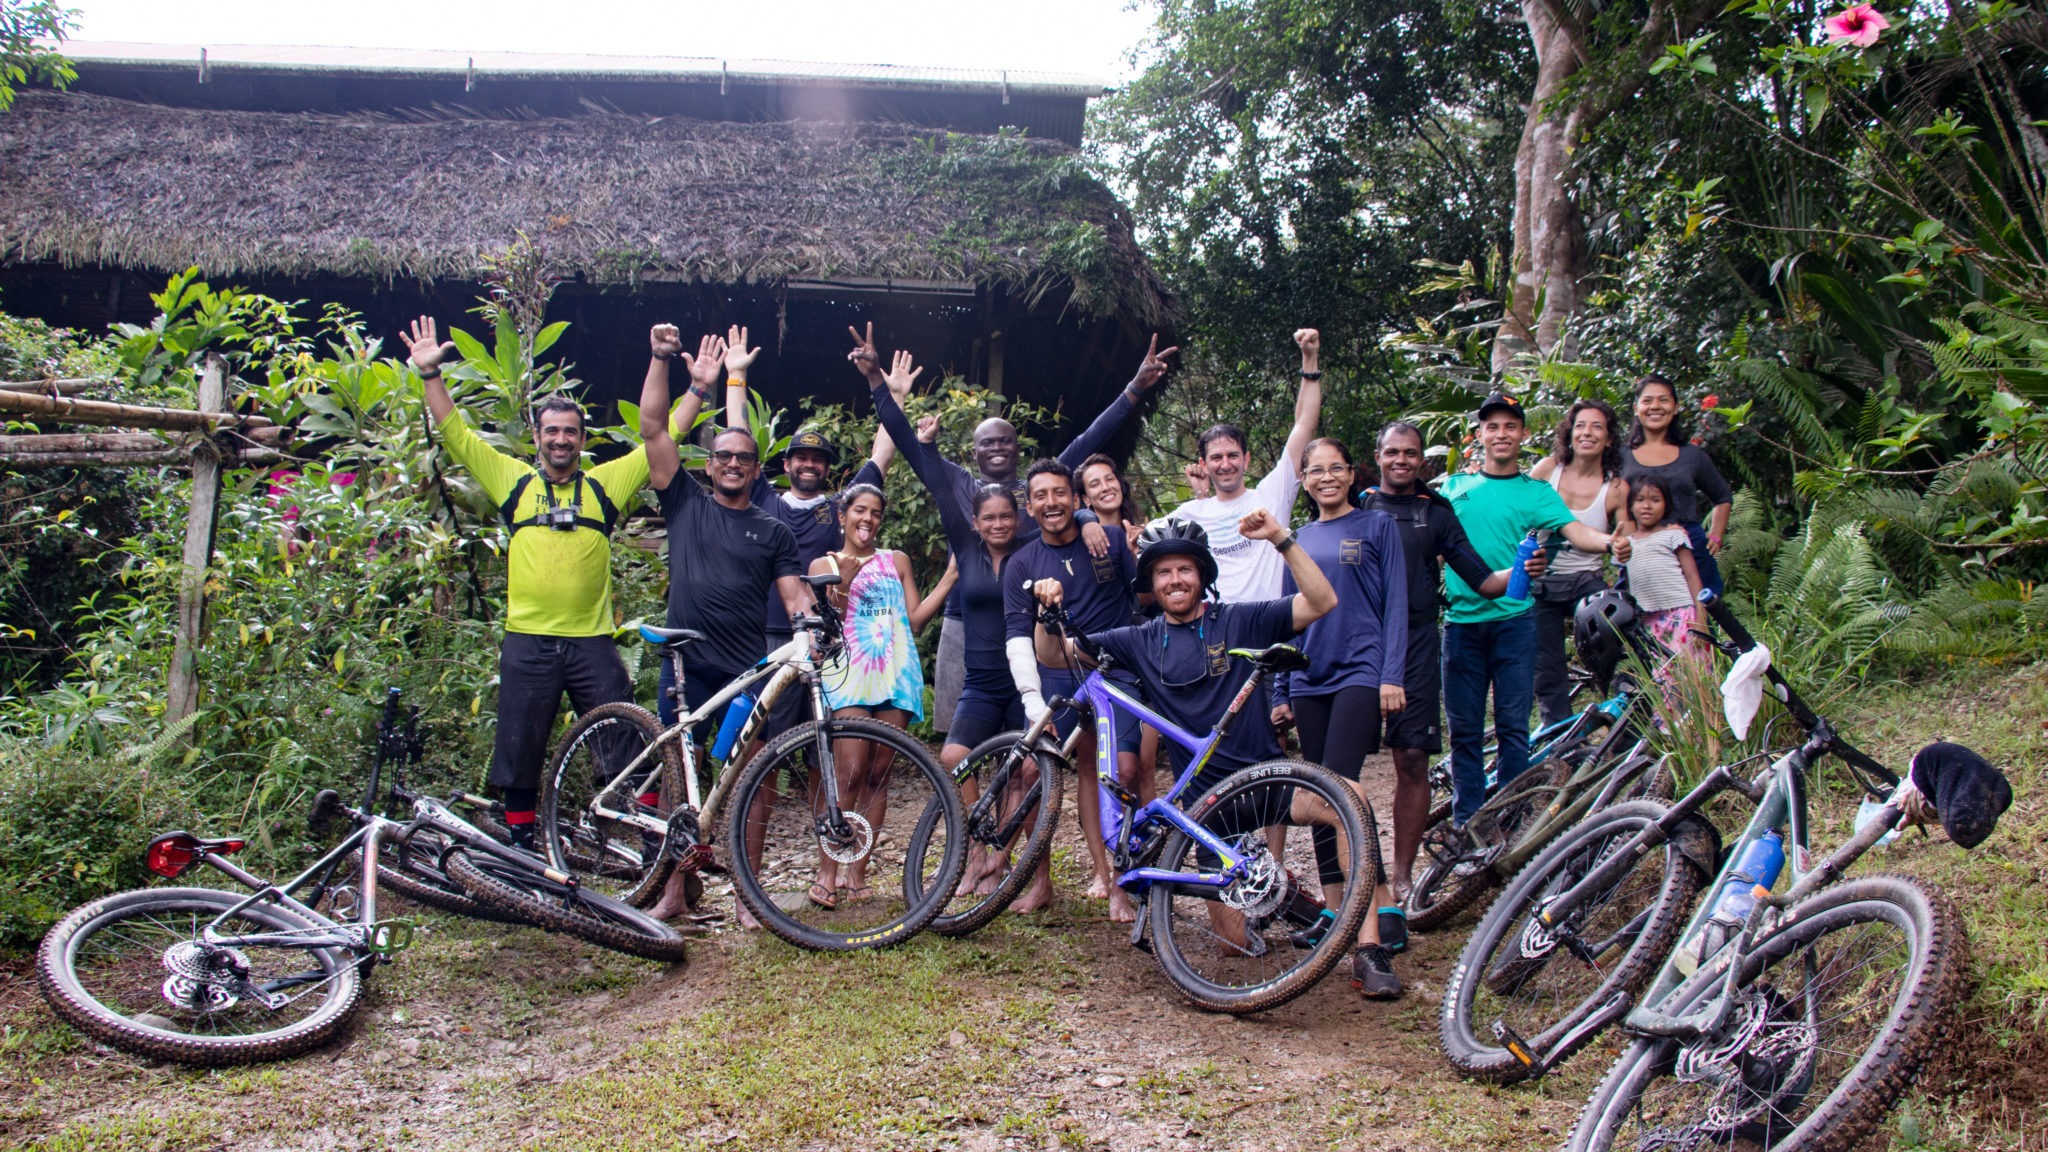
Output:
[{"xmin": 398, "ymin": 314, "xmax": 1732, "ymax": 1000}]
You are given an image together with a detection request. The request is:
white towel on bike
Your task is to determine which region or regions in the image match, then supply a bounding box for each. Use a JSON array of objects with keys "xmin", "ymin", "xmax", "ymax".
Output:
[{"xmin": 1721, "ymin": 643, "xmax": 1773, "ymax": 739}]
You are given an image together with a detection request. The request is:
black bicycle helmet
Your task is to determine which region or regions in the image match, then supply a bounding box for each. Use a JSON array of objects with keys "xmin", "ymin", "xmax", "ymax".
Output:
[
  {"xmin": 1573, "ymin": 587, "xmax": 1642, "ymax": 689},
  {"xmin": 1136, "ymin": 517, "xmax": 1219, "ymax": 595}
]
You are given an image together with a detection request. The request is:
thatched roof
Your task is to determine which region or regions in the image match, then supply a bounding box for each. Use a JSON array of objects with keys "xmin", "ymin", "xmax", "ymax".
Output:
[{"xmin": 0, "ymin": 90, "xmax": 1170, "ymax": 326}]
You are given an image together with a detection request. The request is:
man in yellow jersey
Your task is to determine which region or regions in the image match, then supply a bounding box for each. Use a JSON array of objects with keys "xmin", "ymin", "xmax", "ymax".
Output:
[{"xmin": 399, "ymin": 315, "xmax": 725, "ymax": 847}]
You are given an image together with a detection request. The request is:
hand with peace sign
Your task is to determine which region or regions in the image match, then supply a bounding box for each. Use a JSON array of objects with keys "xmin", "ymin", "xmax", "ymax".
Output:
[
  {"xmin": 846, "ymin": 322, "xmax": 882, "ymax": 382},
  {"xmin": 1125, "ymin": 333, "xmax": 1181, "ymax": 395}
]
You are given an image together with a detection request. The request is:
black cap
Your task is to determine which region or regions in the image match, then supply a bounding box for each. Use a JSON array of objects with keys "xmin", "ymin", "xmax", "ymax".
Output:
[
  {"xmin": 785, "ymin": 428, "xmax": 841, "ymax": 464},
  {"xmin": 1474, "ymin": 391, "xmax": 1526, "ymax": 425}
]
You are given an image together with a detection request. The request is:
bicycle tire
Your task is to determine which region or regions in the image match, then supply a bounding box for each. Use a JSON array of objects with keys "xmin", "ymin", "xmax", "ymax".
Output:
[
  {"xmin": 37, "ymin": 885, "xmax": 363, "ymax": 1066},
  {"xmin": 538, "ymin": 702, "xmax": 684, "ymax": 908},
  {"xmin": 1148, "ymin": 759, "xmax": 1376, "ymax": 1014},
  {"xmin": 908, "ymin": 730, "xmax": 1066, "ymax": 938},
  {"xmin": 1405, "ymin": 759, "xmax": 1559, "ymax": 933},
  {"xmin": 444, "ymin": 847, "xmax": 688, "ymax": 963},
  {"xmin": 724, "ymin": 716, "xmax": 964, "ymax": 951},
  {"xmin": 1566, "ymin": 873, "xmax": 1965, "ymax": 1152},
  {"xmin": 1440, "ymin": 799, "xmax": 1712, "ymax": 1083}
]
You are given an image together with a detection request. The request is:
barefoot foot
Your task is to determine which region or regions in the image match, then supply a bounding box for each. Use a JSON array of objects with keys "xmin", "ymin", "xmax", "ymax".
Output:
[
  {"xmin": 1108, "ymin": 887, "xmax": 1137, "ymax": 923},
  {"xmin": 1084, "ymin": 875, "xmax": 1111, "ymax": 901}
]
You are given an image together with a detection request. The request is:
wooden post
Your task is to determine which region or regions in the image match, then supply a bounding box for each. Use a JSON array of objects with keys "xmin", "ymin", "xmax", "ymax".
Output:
[{"xmin": 166, "ymin": 355, "xmax": 228, "ymax": 724}]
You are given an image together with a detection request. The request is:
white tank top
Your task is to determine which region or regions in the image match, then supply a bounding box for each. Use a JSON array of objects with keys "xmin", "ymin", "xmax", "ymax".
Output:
[{"xmin": 1548, "ymin": 470, "xmax": 1612, "ymax": 575}]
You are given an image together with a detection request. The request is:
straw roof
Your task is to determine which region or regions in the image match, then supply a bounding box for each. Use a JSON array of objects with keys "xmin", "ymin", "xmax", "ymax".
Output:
[{"xmin": 0, "ymin": 90, "xmax": 1170, "ymax": 326}]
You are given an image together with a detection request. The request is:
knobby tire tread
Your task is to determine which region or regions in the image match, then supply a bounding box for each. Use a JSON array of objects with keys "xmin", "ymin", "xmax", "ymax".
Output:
[
  {"xmin": 36, "ymin": 886, "xmax": 362, "ymax": 1066},
  {"xmin": 925, "ymin": 732, "xmax": 1066, "ymax": 938},
  {"xmin": 444, "ymin": 848, "xmax": 688, "ymax": 963},
  {"xmin": 539, "ymin": 701, "xmax": 683, "ymax": 909}
]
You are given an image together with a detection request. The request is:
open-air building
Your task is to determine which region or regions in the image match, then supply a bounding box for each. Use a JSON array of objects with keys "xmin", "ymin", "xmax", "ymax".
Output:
[{"xmin": 0, "ymin": 42, "xmax": 1172, "ymax": 442}]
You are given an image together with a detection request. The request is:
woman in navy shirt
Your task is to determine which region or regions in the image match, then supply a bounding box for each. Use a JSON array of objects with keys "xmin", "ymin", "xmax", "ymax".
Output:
[
  {"xmin": 1269, "ymin": 437, "xmax": 1409, "ymax": 998},
  {"xmin": 1623, "ymin": 375, "xmax": 1733, "ymax": 597}
]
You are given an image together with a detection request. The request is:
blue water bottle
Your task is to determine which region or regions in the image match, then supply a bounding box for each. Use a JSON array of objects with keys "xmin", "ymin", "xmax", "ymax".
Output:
[
  {"xmin": 709, "ymin": 692, "xmax": 756, "ymax": 761},
  {"xmin": 1675, "ymin": 830, "xmax": 1786, "ymax": 974},
  {"xmin": 1504, "ymin": 531, "xmax": 1542, "ymax": 601}
]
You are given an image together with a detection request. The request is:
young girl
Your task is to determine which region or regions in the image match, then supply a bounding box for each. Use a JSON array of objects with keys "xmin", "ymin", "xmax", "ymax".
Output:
[
  {"xmin": 1622, "ymin": 476, "xmax": 1704, "ymax": 652},
  {"xmin": 807, "ymin": 484, "xmax": 952, "ymax": 906}
]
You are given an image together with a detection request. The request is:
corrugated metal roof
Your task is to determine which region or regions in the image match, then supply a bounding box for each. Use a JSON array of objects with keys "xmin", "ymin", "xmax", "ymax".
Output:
[{"xmin": 55, "ymin": 40, "xmax": 1111, "ymax": 97}]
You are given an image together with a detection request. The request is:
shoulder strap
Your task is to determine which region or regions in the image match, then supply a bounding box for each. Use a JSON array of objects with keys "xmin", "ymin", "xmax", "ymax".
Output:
[
  {"xmin": 501, "ymin": 471, "xmax": 617, "ymax": 537},
  {"xmin": 500, "ymin": 472, "xmax": 538, "ymax": 532}
]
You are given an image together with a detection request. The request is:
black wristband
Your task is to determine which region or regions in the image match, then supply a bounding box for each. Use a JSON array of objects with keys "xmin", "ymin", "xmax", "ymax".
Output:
[
  {"xmin": 416, "ymin": 366, "xmax": 441, "ymax": 380},
  {"xmin": 1299, "ymin": 370, "xmax": 1322, "ymax": 381},
  {"xmin": 1274, "ymin": 535, "xmax": 1297, "ymax": 553}
]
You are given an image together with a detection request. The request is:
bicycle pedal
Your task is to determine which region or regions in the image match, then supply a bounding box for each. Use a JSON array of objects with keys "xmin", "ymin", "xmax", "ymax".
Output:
[
  {"xmin": 671, "ymin": 842, "xmax": 716, "ymax": 874},
  {"xmin": 366, "ymin": 918, "xmax": 417, "ymax": 956},
  {"xmin": 1492, "ymin": 1020, "xmax": 1537, "ymax": 1067}
]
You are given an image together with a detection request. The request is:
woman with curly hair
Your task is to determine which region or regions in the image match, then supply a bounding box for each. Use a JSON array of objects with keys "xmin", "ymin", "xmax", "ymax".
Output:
[{"xmin": 1529, "ymin": 398, "xmax": 1630, "ymax": 726}]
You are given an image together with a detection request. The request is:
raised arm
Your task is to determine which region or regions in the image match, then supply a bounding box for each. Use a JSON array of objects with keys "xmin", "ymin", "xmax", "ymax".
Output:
[
  {"xmin": 911, "ymin": 553, "xmax": 956, "ymax": 632},
  {"xmin": 1559, "ymin": 519, "xmax": 1628, "ymax": 564},
  {"xmin": 865, "ymin": 350, "xmax": 920, "ymax": 476},
  {"xmin": 1057, "ymin": 333, "xmax": 1178, "ymax": 468},
  {"xmin": 642, "ymin": 328, "xmax": 725, "ymax": 491},
  {"xmin": 1242, "ymin": 508, "xmax": 1334, "ymax": 631},
  {"xmin": 719, "ymin": 324, "xmax": 758, "ymax": 431},
  {"xmin": 402, "ymin": 316, "xmax": 458, "ymax": 425},
  {"xmin": 851, "ymin": 324, "xmax": 964, "ymax": 511},
  {"xmin": 1281, "ymin": 328, "xmax": 1324, "ymax": 469}
]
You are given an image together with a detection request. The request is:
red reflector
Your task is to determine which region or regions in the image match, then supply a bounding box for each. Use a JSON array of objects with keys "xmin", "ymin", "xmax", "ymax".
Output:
[
  {"xmin": 216, "ymin": 839, "xmax": 249, "ymax": 855},
  {"xmin": 145, "ymin": 833, "xmax": 204, "ymax": 879}
]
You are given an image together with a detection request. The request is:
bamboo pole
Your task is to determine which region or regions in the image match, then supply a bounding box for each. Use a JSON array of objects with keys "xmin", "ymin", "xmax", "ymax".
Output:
[
  {"xmin": 0, "ymin": 378, "xmax": 114, "ymax": 394},
  {"xmin": 0, "ymin": 446, "xmax": 282, "ymax": 468},
  {"xmin": 166, "ymin": 356, "xmax": 228, "ymax": 725},
  {"xmin": 0, "ymin": 388, "xmax": 274, "ymax": 432}
]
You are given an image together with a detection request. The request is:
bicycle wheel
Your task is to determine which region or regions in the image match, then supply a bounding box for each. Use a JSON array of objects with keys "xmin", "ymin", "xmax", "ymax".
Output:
[
  {"xmin": 906, "ymin": 731, "xmax": 1065, "ymax": 938},
  {"xmin": 1148, "ymin": 759, "xmax": 1376, "ymax": 1014},
  {"xmin": 725, "ymin": 717, "xmax": 964, "ymax": 951},
  {"xmin": 1440, "ymin": 799, "xmax": 1713, "ymax": 1082},
  {"xmin": 1566, "ymin": 873, "xmax": 1966, "ymax": 1152},
  {"xmin": 539, "ymin": 702, "xmax": 684, "ymax": 908},
  {"xmin": 1405, "ymin": 759, "xmax": 1559, "ymax": 932},
  {"xmin": 37, "ymin": 886, "xmax": 363, "ymax": 1066},
  {"xmin": 444, "ymin": 847, "xmax": 688, "ymax": 962}
]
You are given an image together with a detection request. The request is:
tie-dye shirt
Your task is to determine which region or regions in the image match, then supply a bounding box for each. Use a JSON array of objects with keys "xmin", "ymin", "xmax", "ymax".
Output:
[{"xmin": 821, "ymin": 554, "xmax": 926, "ymax": 720}]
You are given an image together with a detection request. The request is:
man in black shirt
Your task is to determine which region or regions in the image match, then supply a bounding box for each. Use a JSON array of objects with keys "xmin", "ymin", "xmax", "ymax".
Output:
[
  {"xmin": 641, "ymin": 323, "xmax": 810, "ymax": 922},
  {"xmin": 1359, "ymin": 421, "xmax": 1538, "ymax": 901}
]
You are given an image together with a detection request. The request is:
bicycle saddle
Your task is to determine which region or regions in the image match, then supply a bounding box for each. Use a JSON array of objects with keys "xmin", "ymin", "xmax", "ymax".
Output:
[
  {"xmin": 637, "ymin": 624, "xmax": 706, "ymax": 649},
  {"xmin": 800, "ymin": 573, "xmax": 842, "ymax": 590},
  {"xmin": 1228, "ymin": 644, "xmax": 1310, "ymax": 673}
]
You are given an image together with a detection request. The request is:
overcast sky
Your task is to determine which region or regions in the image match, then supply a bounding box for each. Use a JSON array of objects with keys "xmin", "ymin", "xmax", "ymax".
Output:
[{"xmin": 65, "ymin": 0, "xmax": 1160, "ymax": 82}]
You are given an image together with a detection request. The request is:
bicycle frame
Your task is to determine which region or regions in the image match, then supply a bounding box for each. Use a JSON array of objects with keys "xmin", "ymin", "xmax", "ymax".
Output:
[
  {"xmin": 1030, "ymin": 661, "xmax": 1275, "ymax": 899},
  {"xmin": 588, "ymin": 629, "xmax": 831, "ymax": 840}
]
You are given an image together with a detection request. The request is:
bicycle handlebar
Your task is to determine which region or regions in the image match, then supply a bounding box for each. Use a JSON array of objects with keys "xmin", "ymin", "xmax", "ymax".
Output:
[{"xmin": 1699, "ymin": 592, "xmax": 1897, "ymax": 793}]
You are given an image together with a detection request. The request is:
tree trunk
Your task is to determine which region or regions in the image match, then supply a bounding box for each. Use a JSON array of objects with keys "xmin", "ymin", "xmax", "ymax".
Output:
[
  {"xmin": 1498, "ymin": 0, "xmax": 1718, "ymax": 376},
  {"xmin": 1499, "ymin": 1, "xmax": 1592, "ymax": 374}
]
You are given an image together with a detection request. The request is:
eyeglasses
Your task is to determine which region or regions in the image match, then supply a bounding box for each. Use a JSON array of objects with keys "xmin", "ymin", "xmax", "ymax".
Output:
[
  {"xmin": 711, "ymin": 450, "xmax": 759, "ymax": 465},
  {"xmin": 1302, "ymin": 464, "xmax": 1352, "ymax": 479}
]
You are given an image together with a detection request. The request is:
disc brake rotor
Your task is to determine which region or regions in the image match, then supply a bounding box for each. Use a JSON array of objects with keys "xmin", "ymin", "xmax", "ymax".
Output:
[
  {"xmin": 817, "ymin": 811, "xmax": 875, "ymax": 865},
  {"xmin": 1217, "ymin": 840, "xmax": 1283, "ymax": 916}
]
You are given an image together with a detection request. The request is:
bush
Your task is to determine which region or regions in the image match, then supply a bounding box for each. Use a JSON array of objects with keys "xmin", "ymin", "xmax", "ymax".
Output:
[{"xmin": 0, "ymin": 743, "xmax": 202, "ymax": 949}]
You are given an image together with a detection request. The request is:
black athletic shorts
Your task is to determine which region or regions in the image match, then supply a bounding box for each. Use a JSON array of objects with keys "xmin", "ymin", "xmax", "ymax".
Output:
[
  {"xmin": 1385, "ymin": 623, "xmax": 1443, "ymax": 753},
  {"xmin": 489, "ymin": 632, "xmax": 635, "ymax": 791}
]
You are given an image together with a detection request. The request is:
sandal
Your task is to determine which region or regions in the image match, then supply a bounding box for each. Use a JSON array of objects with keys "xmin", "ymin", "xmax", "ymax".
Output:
[
  {"xmin": 843, "ymin": 883, "xmax": 877, "ymax": 904},
  {"xmin": 807, "ymin": 881, "xmax": 839, "ymax": 910}
]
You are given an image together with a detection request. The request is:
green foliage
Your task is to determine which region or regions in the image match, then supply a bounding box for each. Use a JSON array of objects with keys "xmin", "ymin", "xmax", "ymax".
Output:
[
  {"xmin": 0, "ymin": 0, "xmax": 72, "ymax": 113},
  {"xmin": 0, "ymin": 742, "xmax": 201, "ymax": 948}
]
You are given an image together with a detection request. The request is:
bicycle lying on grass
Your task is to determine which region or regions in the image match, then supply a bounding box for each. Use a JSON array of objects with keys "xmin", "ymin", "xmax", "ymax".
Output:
[
  {"xmin": 906, "ymin": 602, "xmax": 1379, "ymax": 1014},
  {"xmin": 1440, "ymin": 594, "xmax": 2012, "ymax": 1151},
  {"xmin": 539, "ymin": 571, "xmax": 967, "ymax": 951},
  {"xmin": 36, "ymin": 690, "xmax": 684, "ymax": 1066}
]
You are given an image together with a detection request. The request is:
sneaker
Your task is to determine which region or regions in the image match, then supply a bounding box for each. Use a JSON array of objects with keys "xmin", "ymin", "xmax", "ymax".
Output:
[
  {"xmin": 1352, "ymin": 943, "xmax": 1402, "ymax": 1000},
  {"xmin": 1377, "ymin": 906, "xmax": 1408, "ymax": 954}
]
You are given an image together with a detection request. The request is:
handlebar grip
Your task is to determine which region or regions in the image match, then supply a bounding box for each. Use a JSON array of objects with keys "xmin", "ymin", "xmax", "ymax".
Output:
[
  {"xmin": 379, "ymin": 686, "xmax": 402, "ymax": 729},
  {"xmin": 1698, "ymin": 591, "xmax": 1760, "ymax": 654}
]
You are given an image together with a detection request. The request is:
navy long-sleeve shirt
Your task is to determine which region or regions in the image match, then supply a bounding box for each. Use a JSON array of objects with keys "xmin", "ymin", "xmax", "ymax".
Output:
[
  {"xmin": 871, "ymin": 381, "xmax": 1137, "ymax": 617},
  {"xmin": 1275, "ymin": 507, "xmax": 1409, "ymax": 705}
]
